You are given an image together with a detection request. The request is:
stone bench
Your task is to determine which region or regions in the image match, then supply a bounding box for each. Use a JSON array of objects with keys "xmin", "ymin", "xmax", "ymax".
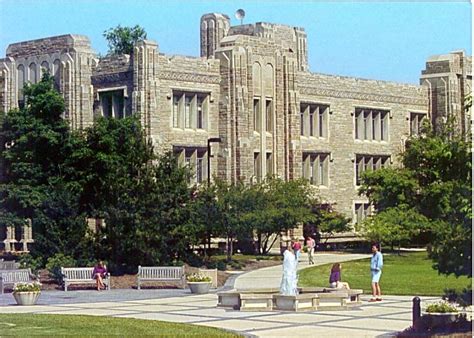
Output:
[
  {"xmin": 217, "ymin": 288, "xmax": 280, "ymax": 310},
  {"xmin": 137, "ymin": 265, "xmax": 185, "ymax": 289},
  {"xmin": 273, "ymin": 293, "xmax": 318, "ymax": 311},
  {"xmin": 61, "ymin": 267, "xmax": 110, "ymax": 291},
  {"xmin": 323, "ymin": 288, "xmax": 363, "ymax": 305},
  {"xmin": 0, "ymin": 268, "xmax": 37, "ymax": 294},
  {"xmin": 240, "ymin": 293, "xmax": 274, "ymax": 311},
  {"xmin": 317, "ymin": 291, "xmax": 349, "ymax": 310}
]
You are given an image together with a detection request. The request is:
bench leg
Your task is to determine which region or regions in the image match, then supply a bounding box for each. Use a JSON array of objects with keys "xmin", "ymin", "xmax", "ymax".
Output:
[
  {"xmin": 64, "ymin": 282, "xmax": 68, "ymax": 292},
  {"xmin": 137, "ymin": 280, "xmax": 141, "ymax": 290}
]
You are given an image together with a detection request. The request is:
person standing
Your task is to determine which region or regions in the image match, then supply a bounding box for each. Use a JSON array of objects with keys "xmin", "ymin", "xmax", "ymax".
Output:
[
  {"xmin": 306, "ymin": 236, "xmax": 316, "ymax": 265},
  {"xmin": 369, "ymin": 243, "xmax": 383, "ymax": 302},
  {"xmin": 292, "ymin": 240, "xmax": 302, "ymax": 262}
]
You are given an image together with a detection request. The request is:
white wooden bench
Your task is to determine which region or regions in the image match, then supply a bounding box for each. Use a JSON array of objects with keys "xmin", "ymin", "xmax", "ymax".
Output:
[
  {"xmin": 137, "ymin": 266, "xmax": 185, "ymax": 289},
  {"xmin": 0, "ymin": 268, "xmax": 37, "ymax": 294},
  {"xmin": 61, "ymin": 267, "xmax": 111, "ymax": 291},
  {"xmin": 0, "ymin": 261, "xmax": 20, "ymax": 270}
]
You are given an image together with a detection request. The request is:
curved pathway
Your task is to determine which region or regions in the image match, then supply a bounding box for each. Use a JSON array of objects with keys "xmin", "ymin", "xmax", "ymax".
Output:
[{"xmin": 234, "ymin": 252, "xmax": 370, "ymax": 290}]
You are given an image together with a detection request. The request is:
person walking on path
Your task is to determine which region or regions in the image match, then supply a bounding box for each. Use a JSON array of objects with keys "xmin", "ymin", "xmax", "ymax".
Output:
[
  {"xmin": 306, "ymin": 236, "xmax": 316, "ymax": 265},
  {"xmin": 292, "ymin": 240, "xmax": 302, "ymax": 262},
  {"xmin": 369, "ymin": 243, "xmax": 383, "ymax": 302}
]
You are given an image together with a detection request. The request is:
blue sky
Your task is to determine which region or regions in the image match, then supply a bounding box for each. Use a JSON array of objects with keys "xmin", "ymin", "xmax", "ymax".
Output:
[{"xmin": 0, "ymin": 0, "xmax": 471, "ymax": 84}]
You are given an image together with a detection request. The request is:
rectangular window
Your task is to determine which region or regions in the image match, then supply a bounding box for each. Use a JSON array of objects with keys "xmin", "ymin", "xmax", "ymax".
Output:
[
  {"xmin": 354, "ymin": 203, "xmax": 371, "ymax": 224},
  {"xmin": 99, "ymin": 90, "xmax": 125, "ymax": 118},
  {"xmin": 173, "ymin": 95, "xmax": 179, "ymax": 127},
  {"xmin": 309, "ymin": 109, "xmax": 314, "ymax": 136},
  {"xmin": 266, "ymin": 153, "xmax": 273, "ymax": 176},
  {"xmin": 410, "ymin": 112, "xmax": 426, "ymax": 136},
  {"xmin": 172, "ymin": 91, "xmax": 209, "ymax": 129},
  {"xmin": 266, "ymin": 100, "xmax": 273, "ymax": 133},
  {"xmin": 185, "ymin": 96, "xmax": 192, "ymax": 128},
  {"xmin": 355, "ymin": 154, "xmax": 390, "ymax": 185},
  {"xmin": 300, "ymin": 103, "xmax": 329, "ymax": 138},
  {"xmin": 174, "ymin": 146, "xmax": 207, "ymax": 184},
  {"xmin": 300, "ymin": 110, "xmax": 304, "ymax": 136},
  {"xmin": 302, "ymin": 153, "xmax": 329, "ymax": 187},
  {"xmin": 254, "ymin": 152, "xmax": 261, "ymax": 182},
  {"xmin": 318, "ymin": 107, "xmax": 325, "ymax": 137},
  {"xmin": 197, "ymin": 96, "xmax": 204, "ymax": 129},
  {"xmin": 254, "ymin": 98, "xmax": 261, "ymax": 132},
  {"xmin": 355, "ymin": 108, "xmax": 389, "ymax": 141}
]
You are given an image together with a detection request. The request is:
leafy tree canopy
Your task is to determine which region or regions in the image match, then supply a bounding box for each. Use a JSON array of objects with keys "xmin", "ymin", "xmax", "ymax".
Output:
[
  {"xmin": 103, "ymin": 24, "xmax": 147, "ymax": 55},
  {"xmin": 359, "ymin": 118, "xmax": 471, "ymax": 277}
]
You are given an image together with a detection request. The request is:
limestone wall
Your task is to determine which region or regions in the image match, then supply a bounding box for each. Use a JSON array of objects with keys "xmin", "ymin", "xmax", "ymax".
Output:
[{"xmin": 297, "ymin": 71, "xmax": 428, "ymax": 219}]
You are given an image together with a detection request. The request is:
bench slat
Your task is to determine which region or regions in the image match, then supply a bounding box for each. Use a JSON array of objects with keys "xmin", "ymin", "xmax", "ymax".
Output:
[{"xmin": 137, "ymin": 266, "xmax": 185, "ymax": 289}]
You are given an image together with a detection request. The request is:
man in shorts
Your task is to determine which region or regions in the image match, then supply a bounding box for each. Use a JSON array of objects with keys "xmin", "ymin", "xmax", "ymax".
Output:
[{"xmin": 369, "ymin": 243, "xmax": 383, "ymax": 302}]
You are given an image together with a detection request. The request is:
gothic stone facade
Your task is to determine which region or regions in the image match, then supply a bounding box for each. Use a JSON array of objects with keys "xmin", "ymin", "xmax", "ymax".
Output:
[{"xmin": 1, "ymin": 13, "xmax": 472, "ymax": 229}]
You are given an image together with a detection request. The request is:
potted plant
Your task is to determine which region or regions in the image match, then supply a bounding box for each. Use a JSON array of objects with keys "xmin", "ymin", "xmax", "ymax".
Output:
[
  {"xmin": 13, "ymin": 281, "xmax": 42, "ymax": 305},
  {"xmin": 187, "ymin": 273, "xmax": 212, "ymax": 294},
  {"xmin": 423, "ymin": 301, "xmax": 459, "ymax": 328}
]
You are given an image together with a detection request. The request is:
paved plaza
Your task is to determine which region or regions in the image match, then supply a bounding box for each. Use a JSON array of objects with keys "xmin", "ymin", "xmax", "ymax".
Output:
[{"xmin": 0, "ymin": 253, "xmax": 441, "ymax": 337}]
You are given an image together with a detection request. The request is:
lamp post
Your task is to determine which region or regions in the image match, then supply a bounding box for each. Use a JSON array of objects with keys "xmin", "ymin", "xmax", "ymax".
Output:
[{"xmin": 207, "ymin": 137, "xmax": 222, "ymax": 186}]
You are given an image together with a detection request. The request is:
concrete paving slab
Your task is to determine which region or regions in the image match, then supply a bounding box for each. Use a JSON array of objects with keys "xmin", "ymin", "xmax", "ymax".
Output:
[{"xmin": 0, "ymin": 253, "xmax": 446, "ymax": 337}]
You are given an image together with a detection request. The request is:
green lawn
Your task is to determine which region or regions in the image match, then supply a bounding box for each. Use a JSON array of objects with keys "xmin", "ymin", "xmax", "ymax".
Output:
[
  {"xmin": 299, "ymin": 251, "xmax": 470, "ymax": 296},
  {"xmin": 0, "ymin": 314, "xmax": 240, "ymax": 337}
]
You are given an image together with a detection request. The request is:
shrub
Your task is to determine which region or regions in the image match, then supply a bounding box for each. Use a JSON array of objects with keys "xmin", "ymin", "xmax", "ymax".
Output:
[
  {"xmin": 46, "ymin": 253, "xmax": 76, "ymax": 283},
  {"xmin": 443, "ymin": 287, "xmax": 472, "ymax": 307},
  {"xmin": 13, "ymin": 282, "xmax": 42, "ymax": 293},
  {"xmin": 19, "ymin": 254, "xmax": 43, "ymax": 275},
  {"xmin": 425, "ymin": 301, "xmax": 458, "ymax": 313},
  {"xmin": 186, "ymin": 273, "xmax": 211, "ymax": 282},
  {"xmin": 216, "ymin": 261, "xmax": 227, "ymax": 271}
]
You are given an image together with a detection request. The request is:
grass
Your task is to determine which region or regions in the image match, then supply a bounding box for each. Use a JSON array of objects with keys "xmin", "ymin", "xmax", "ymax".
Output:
[
  {"xmin": 299, "ymin": 251, "xmax": 470, "ymax": 296},
  {"xmin": 0, "ymin": 314, "xmax": 240, "ymax": 337}
]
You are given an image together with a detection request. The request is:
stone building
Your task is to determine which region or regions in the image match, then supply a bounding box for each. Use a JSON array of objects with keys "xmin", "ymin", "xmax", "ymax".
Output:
[{"xmin": 0, "ymin": 12, "xmax": 471, "ymax": 250}]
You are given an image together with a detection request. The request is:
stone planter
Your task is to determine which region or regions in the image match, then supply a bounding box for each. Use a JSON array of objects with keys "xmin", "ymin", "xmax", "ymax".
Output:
[
  {"xmin": 188, "ymin": 282, "xmax": 211, "ymax": 294},
  {"xmin": 13, "ymin": 291, "xmax": 41, "ymax": 305},
  {"xmin": 422, "ymin": 312, "xmax": 459, "ymax": 328}
]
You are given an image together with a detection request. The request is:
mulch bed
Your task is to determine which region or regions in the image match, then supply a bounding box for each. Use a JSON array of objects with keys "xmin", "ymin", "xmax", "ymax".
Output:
[{"xmin": 36, "ymin": 259, "xmax": 283, "ymax": 291}]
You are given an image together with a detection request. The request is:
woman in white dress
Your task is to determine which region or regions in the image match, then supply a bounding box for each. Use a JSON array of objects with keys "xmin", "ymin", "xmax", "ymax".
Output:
[{"xmin": 280, "ymin": 246, "xmax": 298, "ymax": 295}]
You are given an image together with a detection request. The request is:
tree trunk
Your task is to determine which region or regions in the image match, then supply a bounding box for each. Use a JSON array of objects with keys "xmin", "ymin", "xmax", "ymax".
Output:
[{"xmin": 226, "ymin": 236, "xmax": 231, "ymax": 262}]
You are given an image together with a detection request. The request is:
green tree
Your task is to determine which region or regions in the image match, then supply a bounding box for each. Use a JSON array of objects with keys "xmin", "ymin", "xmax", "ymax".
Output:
[
  {"xmin": 359, "ymin": 119, "xmax": 471, "ymax": 276},
  {"xmin": 311, "ymin": 205, "xmax": 351, "ymax": 244},
  {"xmin": 247, "ymin": 178, "xmax": 318, "ymax": 255},
  {"xmin": 103, "ymin": 25, "xmax": 147, "ymax": 55},
  {"xmin": 67, "ymin": 116, "xmax": 195, "ymax": 269},
  {"xmin": 0, "ymin": 74, "xmax": 90, "ymax": 260},
  {"xmin": 357, "ymin": 206, "xmax": 430, "ymax": 254}
]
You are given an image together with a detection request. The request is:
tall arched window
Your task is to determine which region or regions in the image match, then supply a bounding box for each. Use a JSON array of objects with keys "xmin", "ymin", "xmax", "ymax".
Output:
[
  {"xmin": 40, "ymin": 61, "xmax": 50, "ymax": 78},
  {"xmin": 29, "ymin": 62, "xmax": 37, "ymax": 83}
]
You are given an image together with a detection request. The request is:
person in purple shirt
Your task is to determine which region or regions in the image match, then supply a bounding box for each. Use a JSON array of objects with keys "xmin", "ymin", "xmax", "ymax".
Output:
[
  {"xmin": 92, "ymin": 261, "xmax": 107, "ymax": 291},
  {"xmin": 329, "ymin": 263, "xmax": 350, "ymax": 289}
]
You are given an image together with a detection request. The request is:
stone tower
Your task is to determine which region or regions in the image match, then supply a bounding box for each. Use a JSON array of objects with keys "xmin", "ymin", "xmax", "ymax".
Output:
[
  {"xmin": 200, "ymin": 13, "xmax": 230, "ymax": 58},
  {"xmin": 0, "ymin": 34, "xmax": 96, "ymax": 129},
  {"xmin": 420, "ymin": 50, "xmax": 472, "ymax": 135}
]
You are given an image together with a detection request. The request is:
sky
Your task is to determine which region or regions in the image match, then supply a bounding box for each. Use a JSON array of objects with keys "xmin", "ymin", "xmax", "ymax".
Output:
[{"xmin": 0, "ymin": 0, "xmax": 471, "ymax": 84}]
